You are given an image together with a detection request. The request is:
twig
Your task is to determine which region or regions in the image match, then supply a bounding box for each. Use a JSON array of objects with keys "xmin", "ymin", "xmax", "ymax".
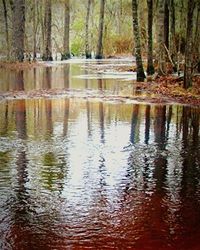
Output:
[{"xmin": 162, "ymin": 43, "xmax": 177, "ymax": 69}]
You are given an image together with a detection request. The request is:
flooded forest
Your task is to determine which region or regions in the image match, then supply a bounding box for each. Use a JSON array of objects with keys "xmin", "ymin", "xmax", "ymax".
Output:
[{"xmin": 0, "ymin": 0, "xmax": 200, "ymax": 249}]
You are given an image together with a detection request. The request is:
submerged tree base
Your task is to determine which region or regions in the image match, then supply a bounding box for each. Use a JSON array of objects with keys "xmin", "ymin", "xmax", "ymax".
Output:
[
  {"xmin": 61, "ymin": 53, "xmax": 71, "ymax": 60},
  {"xmin": 147, "ymin": 65, "xmax": 155, "ymax": 76},
  {"xmin": 137, "ymin": 70, "xmax": 146, "ymax": 82},
  {"xmin": 86, "ymin": 53, "xmax": 92, "ymax": 59},
  {"xmin": 95, "ymin": 54, "xmax": 104, "ymax": 59},
  {"xmin": 42, "ymin": 56, "xmax": 53, "ymax": 61}
]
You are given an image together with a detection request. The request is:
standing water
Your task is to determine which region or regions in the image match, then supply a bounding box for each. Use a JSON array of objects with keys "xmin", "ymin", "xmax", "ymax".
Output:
[{"xmin": 0, "ymin": 59, "xmax": 200, "ymax": 250}]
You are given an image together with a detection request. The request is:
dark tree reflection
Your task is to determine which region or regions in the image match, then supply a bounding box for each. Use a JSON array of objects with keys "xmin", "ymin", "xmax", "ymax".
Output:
[
  {"xmin": 130, "ymin": 104, "xmax": 140, "ymax": 144},
  {"xmin": 14, "ymin": 70, "xmax": 24, "ymax": 91},
  {"xmin": 145, "ymin": 105, "xmax": 151, "ymax": 145}
]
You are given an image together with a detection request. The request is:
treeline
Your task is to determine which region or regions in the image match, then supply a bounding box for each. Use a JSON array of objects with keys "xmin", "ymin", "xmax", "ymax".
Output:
[{"xmin": 0, "ymin": 0, "xmax": 199, "ymax": 87}]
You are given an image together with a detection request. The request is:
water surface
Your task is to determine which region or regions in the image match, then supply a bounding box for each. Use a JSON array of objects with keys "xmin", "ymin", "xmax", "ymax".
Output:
[{"xmin": 0, "ymin": 60, "xmax": 200, "ymax": 250}]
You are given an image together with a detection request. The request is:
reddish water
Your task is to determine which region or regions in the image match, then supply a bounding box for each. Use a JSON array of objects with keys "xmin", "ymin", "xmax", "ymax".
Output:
[{"xmin": 0, "ymin": 60, "xmax": 200, "ymax": 250}]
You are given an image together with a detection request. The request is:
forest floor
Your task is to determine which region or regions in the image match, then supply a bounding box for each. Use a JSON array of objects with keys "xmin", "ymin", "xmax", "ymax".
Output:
[{"xmin": 0, "ymin": 59, "xmax": 200, "ymax": 106}]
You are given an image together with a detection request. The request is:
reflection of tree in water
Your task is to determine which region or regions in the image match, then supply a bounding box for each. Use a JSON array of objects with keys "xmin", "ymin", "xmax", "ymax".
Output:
[
  {"xmin": 181, "ymin": 107, "xmax": 200, "ymax": 199},
  {"xmin": 14, "ymin": 70, "xmax": 24, "ymax": 91},
  {"xmin": 0, "ymin": 100, "xmax": 9, "ymax": 136},
  {"xmin": 10, "ymin": 98, "xmax": 68, "ymax": 248},
  {"xmin": 10, "ymin": 97, "xmax": 32, "ymax": 249},
  {"xmin": 130, "ymin": 104, "xmax": 140, "ymax": 144},
  {"xmin": 98, "ymin": 78, "xmax": 106, "ymax": 91},
  {"xmin": 43, "ymin": 67, "xmax": 53, "ymax": 138},
  {"xmin": 86, "ymin": 100, "xmax": 92, "ymax": 137},
  {"xmin": 42, "ymin": 67, "xmax": 52, "ymax": 89},
  {"xmin": 98, "ymin": 80, "xmax": 105, "ymax": 143},
  {"xmin": 41, "ymin": 152, "xmax": 67, "ymax": 193},
  {"xmin": 63, "ymin": 64, "xmax": 70, "ymax": 89},
  {"xmin": 153, "ymin": 105, "xmax": 167, "ymax": 193},
  {"xmin": 144, "ymin": 105, "xmax": 151, "ymax": 145},
  {"xmin": 63, "ymin": 98, "xmax": 70, "ymax": 137}
]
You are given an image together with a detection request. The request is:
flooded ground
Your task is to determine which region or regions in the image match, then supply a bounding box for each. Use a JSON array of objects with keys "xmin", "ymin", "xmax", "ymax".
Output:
[{"xmin": 0, "ymin": 59, "xmax": 200, "ymax": 249}]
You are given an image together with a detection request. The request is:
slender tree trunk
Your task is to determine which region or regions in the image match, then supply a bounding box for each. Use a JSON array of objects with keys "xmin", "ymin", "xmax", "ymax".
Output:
[
  {"xmin": 184, "ymin": 0, "xmax": 196, "ymax": 89},
  {"xmin": 132, "ymin": 0, "xmax": 146, "ymax": 81},
  {"xmin": 194, "ymin": 3, "xmax": 200, "ymax": 73},
  {"xmin": 85, "ymin": 0, "xmax": 92, "ymax": 59},
  {"xmin": 43, "ymin": 0, "xmax": 53, "ymax": 61},
  {"xmin": 147, "ymin": 0, "xmax": 154, "ymax": 75},
  {"xmin": 164, "ymin": 0, "xmax": 169, "ymax": 49},
  {"xmin": 33, "ymin": 0, "xmax": 37, "ymax": 60},
  {"xmin": 156, "ymin": 0, "xmax": 166, "ymax": 75},
  {"xmin": 169, "ymin": 0, "xmax": 177, "ymax": 72},
  {"xmin": 62, "ymin": 0, "xmax": 70, "ymax": 60},
  {"xmin": 12, "ymin": 0, "xmax": 25, "ymax": 62},
  {"xmin": 117, "ymin": 0, "xmax": 123, "ymax": 35},
  {"xmin": 169, "ymin": 0, "xmax": 175, "ymax": 52},
  {"xmin": 95, "ymin": 0, "xmax": 105, "ymax": 59},
  {"xmin": 2, "ymin": 0, "xmax": 10, "ymax": 60}
]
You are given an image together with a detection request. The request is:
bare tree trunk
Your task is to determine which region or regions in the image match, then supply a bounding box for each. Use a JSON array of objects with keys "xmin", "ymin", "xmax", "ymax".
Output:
[
  {"xmin": 147, "ymin": 0, "xmax": 154, "ymax": 75},
  {"xmin": 194, "ymin": 3, "xmax": 200, "ymax": 73},
  {"xmin": 62, "ymin": 0, "xmax": 70, "ymax": 60},
  {"xmin": 132, "ymin": 0, "xmax": 146, "ymax": 81},
  {"xmin": 2, "ymin": 0, "xmax": 10, "ymax": 60},
  {"xmin": 169, "ymin": 0, "xmax": 177, "ymax": 72},
  {"xmin": 95, "ymin": 0, "xmax": 105, "ymax": 59},
  {"xmin": 117, "ymin": 0, "xmax": 123, "ymax": 35},
  {"xmin": 156, "ymin": 0, "xmax": 166, "ymax": 75},
  {"xmin": 43, "ymin": 0, "xmax": 53, "ymax": 61},
  {"xmin": 33, "ymin": 0, "xmax": 37, "ymax": 60},
  {"xmin": 164, "ymin": 0, "xmax": 169, "ymax": 49},
  {"xmin": 184, "ymin": 0, "xmax": 196, "ymax": 89},
  {"xmin": 169, "ymin": 0, "xmax": 175, "ymax": 52},
  {"xmin": 12, "ymin": 0, "xmax": 25, "ymax": 62},
  {"xmin": 85, "ymin": 0, "xmax": 92, "ymax": 59}
]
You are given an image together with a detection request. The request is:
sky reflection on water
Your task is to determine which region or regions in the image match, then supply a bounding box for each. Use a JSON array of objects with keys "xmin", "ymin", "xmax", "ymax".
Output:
[{"xmin": 0, "ymin": 60, "xmax": 200, "ymax": 249}]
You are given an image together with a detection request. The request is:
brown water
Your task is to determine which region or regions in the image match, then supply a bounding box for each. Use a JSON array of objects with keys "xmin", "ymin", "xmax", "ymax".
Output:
[{"xmin": 0, "ymin": 60, "xmax": 200, "ymax": 250}]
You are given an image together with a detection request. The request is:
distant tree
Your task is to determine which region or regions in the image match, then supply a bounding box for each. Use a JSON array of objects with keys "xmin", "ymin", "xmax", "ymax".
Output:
[
  {"xmin": 169, "ymin": 0, "xmax": 177, "ymax": 72},
  {"xmin": 33, "ymin": 0, "xmax": 38, "ymax": 60},
  {"xmin": 85, "ymin": 0, "xmax": 92, "ymax": 59},
  {"xmin": 2, "ymin": 0, "xmax": 10, "ymax": 60},
  {"xmin": 62, "ymin": 0, "xmax": 70, "ymax": 60},
  {"xmin": 43, "ymin": 0, "xmax": 53, "ymax": 61},
  {"xmin": 156, "ymin": 0, "xmax": 166, "ymax": 75},
  {"xmin": 147, "ymin": 0, "xmax": 154, "ymax": 75},
  {"xmin": 164, "ymin": 0, "xmax": 169, "ymax": 49},
  {"xmin": 12, "ymin": 0, "xmax": 25, "ymax": 62},
  {"xmin": 184, "ymin": 0, "xmax": 196, "ymax": 88},
  {"xmin": 95, "ymin": 0, "xmax": 105, "ymax": 59},
  {"xmin": 132, "ymin": 0, "xmax": 146, "ymax": 81}
]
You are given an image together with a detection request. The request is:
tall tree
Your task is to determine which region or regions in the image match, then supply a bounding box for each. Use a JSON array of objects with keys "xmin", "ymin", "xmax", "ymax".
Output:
[
  {"xmin": 2, "ymin": 0, "xmax": 10, "ymax": 60},
  {"xmin": 169, "ymin": 0, "xmax": 177, "ymax": 72},
  {"xmin": 85, "ymin": 0, "xmax": 92, "ymax": 59},
  {"xmin": 62, "ymin": 0, "xmax": 70, "ymax": 60},
  {"xmin": 95, "ymin": 0, "xmax": 105, "ymax": 59},
  {"xmin": 164, "ymin": 0, "xmax": 169, "ymax": 49},
  {"xmin": 43, "ymin": 0, "xmax": 53, "ymax": 61},
  {"xmin": 194, "ymin": 2, "xmax": 200, "ymax": 73},
  {"xmin": 147, "ymin": 0, "xmax": 155, "ymax": 75},
  {"xmin": 184, "ymin": 0, "xmax": 196, "ymax": 88},
  {"xmin": 169, "ymin": 0, "xmax": 175, "ymax": 53},
  {"xmin": 33, "ymin": 0, "xmax": 37, "ymax": 60},
  {"xmin": 132, "ymin": 0, "xmax": 146, "ymax": 81},
  {"xmin": 12, "ymin": 0, "xmax": 25, "ymax": 62},
  {"xmin": 156, "ymin": 0, "xmax": 166, "ymax": 75}
]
